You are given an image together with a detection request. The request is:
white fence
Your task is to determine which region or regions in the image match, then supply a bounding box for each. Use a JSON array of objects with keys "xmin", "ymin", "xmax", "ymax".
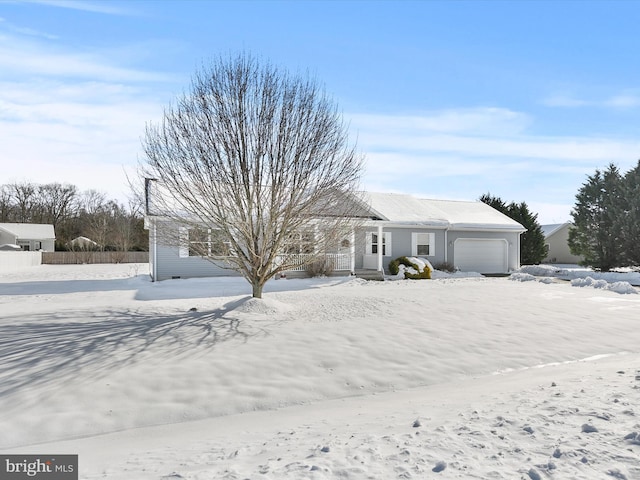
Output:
[
  {"xmin": 0, "ymin": 251, "xmax": 42, "ymax": 271},
  {"xmin": 279, "ymin": 253, "xmax": 351, "ymax": 272}
]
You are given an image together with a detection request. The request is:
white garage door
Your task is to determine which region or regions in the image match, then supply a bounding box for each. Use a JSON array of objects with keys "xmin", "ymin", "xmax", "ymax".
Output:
[{"xmin": 454, "ymin": 239, "xmax": 508, "ymax": 274}]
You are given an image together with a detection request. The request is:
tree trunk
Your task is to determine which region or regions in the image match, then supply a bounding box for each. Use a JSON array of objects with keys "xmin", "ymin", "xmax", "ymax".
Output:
[{"xmin": 252, "ymin": 280, "xmax": 263, "ymax": 299}]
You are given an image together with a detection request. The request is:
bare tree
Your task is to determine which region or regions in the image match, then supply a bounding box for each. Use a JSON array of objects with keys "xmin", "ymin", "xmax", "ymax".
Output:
[
  {"xmin": 109, "ymin": 201, "xmax": 141, "ymax": 254},
  {"xmin": 142, "ymin": 53, "xmax": 364, "ymax": 298},
  {"xmin": 10, "ymin": 182, "xmax": 36, "ymax": 223},
  {"xmin": 33, "ymin": 183, "xmax": 78, "ymax": 227},
  {"xmin": 79, "ymin": 190, "xmax": 110, "ymax": 251},
  {"xmin": 0, "ymin": 185, "xmax": 14, "ymax": 222}
]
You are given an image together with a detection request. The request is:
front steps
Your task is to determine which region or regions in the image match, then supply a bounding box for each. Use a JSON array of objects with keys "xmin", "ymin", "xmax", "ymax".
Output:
[{"xmin": 354, "ymin": 269, "xmax": 385, "ymax": 281}]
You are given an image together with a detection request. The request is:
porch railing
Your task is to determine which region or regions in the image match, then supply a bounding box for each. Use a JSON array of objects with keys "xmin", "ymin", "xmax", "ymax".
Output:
[{"xmin": 277, "ymin": 253, "xmax": 351, "ymax": 272}]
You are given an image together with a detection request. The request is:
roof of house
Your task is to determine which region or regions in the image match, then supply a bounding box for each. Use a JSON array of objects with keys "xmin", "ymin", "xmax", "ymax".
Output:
[
  {"xmin": 541, "ymin": 222, "xmax": 571, "ymax": 238},
  {"xmin": 145, "ymin": 182, "xmax": 525, "ymax": 232},
  {"xmin": 361, "ymin": 192, "xmax": 526, "ymax": 231},
  {"xmin": 0, "ymin": 223, "xmax": 56, "ymax": 239},
  {"xmin": 69, "ymin": 235, "xmax": 98, "ymax": 245}
]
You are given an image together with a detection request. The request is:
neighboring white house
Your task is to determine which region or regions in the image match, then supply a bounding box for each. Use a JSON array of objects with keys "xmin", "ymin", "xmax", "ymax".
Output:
[
  {"xmin": 69, "ymin": 236, "xmax": 99, "ymax": 250},
  {"xmin": 0, "ymin": 223, "xmax": 56, "ymax": 251},
  {"xmin": 542, "ymin": 222, "xmax": 583, "ymax": 264},
  {"xmin": 145, "ymin": 190, "xmax": 526, "ymax": 281}
]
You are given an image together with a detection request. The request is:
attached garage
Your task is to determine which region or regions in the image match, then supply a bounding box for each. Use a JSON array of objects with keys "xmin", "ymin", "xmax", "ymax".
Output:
[{"xmin": 454, "ymin": 238, "xmax": 508, "ymax": 274}]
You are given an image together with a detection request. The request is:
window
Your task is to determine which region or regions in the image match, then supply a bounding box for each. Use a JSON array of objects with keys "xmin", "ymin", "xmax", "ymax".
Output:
[
  {"xmin": 367, "ymin": 232, "xmax": 392, "ymax": 256},
  {"xmin": 179, "ymin": 228, "xmax": 189, "ymax": 257},
  {"xmin": 284, "ymin": 231, "xmax": 314, "ymax": 254},
  {"xmin": 412, "ymin": 232, "xmax": 435, "ymax": 257},
  {"xmin": 188, "ymin": 227, "xmax": 208, "ymax": 256},
  {"xmin": 180, "ymin": 227, "xmax": 230, "ymax": 258}
]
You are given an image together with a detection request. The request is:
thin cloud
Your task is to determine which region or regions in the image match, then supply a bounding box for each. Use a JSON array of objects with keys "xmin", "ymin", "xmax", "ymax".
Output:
[
  {"xmin": 0, "ymin": 75, "xmax": 165, "ymax": 202},
  {"xmin": 350, "ymin": 110, "xmax": 640, "ymax": 164},
  {"xmin": 604, "ymin": 95, "xmax": 640, "ymax": 108},
  {"xmin": 21, "ymin": 0, "xmax": 136, "ymax": 15},
  {"xmin": 350, "ymin": 107, "xmax": 531, "ymax": 136},
  {"xmin": 543, "ymin": 92, "xmax": 640, "ymax": 109},
  {"xmin": 0, "ymin": 35, "xmax": 179, "ymax": 83},
  {"xmin": 9, "ymin": 24, "xmax": 58, "ymax": 39},
  {"xmin": 0, "ymin": 17, "xmax": 58, "ymax": 39},
  {"xmin": 349, "ymin": 109, "xmax": 640, "ymax": 223}
]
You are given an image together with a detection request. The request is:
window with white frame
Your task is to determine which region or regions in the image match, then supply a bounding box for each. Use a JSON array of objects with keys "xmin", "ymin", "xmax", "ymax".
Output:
[
  {"xmin": 284, "ymin": 231, "xmax": 315, "ymax": 255},
  {"xmin": 179, "ymin": 227, "xmax": 230, "ymax": 258},
  {"xmin": 367, "ymin": 231, "xmax": 392, "ymax": 256},
  {"xmin": 412, "ymin": 232, "xmax": 435, "ymax": 256},
  {"xmin": 188, "ymin": 227, "xmax": 208, "ymax": 256}
]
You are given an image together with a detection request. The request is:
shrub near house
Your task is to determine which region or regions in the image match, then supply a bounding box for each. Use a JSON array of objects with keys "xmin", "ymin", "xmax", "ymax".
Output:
[{"xmin": 389, "ymin": 256, "xmax": 432, "ymax": 279}]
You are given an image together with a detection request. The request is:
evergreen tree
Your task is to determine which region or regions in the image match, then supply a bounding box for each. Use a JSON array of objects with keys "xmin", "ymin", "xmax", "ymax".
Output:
[
  {"xmin": 479, "ymin": 193, "xmax": 508, "ymax": 215},
  {"xmin": 507, "ymin": 201, "xmax": 547, "ymax": 265},
  {"xmin": 619, "ymin": 160, "xmax": 640, "ymax": 266},
  {"xmin": 479, "ymin": 193, "xmax": 547, "ymax": 265},
  {"xmin": 568, "ymin": 163, "xmax": 624, "ymax": 271}
]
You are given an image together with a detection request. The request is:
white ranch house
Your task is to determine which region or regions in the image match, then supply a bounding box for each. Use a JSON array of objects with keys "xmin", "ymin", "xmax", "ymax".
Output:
[
  {"xmin": 145, "ymin": 191, "xmax": 525, "ymax": 281},
  {"xmin": 0, "ymin": 223, "xmax": 55, "ymax": 251},
  {"xmin": 542, "ymin": 222, "xmax": 583, "ymax": 264}
]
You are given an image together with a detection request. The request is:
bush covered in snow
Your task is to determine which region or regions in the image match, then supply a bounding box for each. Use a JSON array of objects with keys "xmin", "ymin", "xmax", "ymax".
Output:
[
  {"xmin": 517, "ymin": 265, "xmax": 639, "ymax": 293},
  {"xmin": 571, "ymin": 277, "xmax": 638, "ymax": 294},
  {"xmin": 510, "ymin": 272, "xmax": 556, "ymax": 284},
  {"xmin": 518, "ymin": 265, "xmax": 569, "ymax": 277},
  {"xmin": 389, "ymin": 256, "xmax": 432, "ymax": 279},
  {"xmin": 509, "ymin": 273, "xmax": 537, "ymax": 282}
]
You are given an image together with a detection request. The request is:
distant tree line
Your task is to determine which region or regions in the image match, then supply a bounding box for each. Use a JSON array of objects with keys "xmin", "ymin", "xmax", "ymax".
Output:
[
  {"xmin": 569, "ymin": 161, "xmax": 640, "ymax": 271},
  {"xmin": 479, "ymin": 193, "xmax": 547, "ymax": 265},
  {"xmin": 0, "ymin": 182, "xmax": 147, "ymax": 252}
]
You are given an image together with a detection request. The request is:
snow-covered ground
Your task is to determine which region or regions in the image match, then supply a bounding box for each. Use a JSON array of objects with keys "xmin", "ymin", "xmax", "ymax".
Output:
[{"xmin": 1, "ymin": 263, "xmax": 639, "ymax": 479}]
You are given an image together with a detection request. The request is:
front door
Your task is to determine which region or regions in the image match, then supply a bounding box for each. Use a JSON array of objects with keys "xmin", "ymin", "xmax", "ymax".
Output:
[{"xmin": 363, "ymin": 231, "xmax": 391, "ymax": 269}]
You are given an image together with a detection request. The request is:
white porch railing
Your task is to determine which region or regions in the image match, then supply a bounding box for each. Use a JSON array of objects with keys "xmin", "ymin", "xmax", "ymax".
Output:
[{"xmin": 278, "ymin": 253, "xmax": 351, "ymax": 272}]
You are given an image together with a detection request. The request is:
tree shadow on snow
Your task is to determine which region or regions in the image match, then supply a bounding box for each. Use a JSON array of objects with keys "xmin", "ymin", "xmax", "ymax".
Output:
[{"xmin": 0, "ymin": 297, "xmax": 273, "ymax": 397}]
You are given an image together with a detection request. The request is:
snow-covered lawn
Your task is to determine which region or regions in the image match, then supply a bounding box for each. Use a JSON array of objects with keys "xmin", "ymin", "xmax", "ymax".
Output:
[{"xmin": 1, "ymin": 264, "xmax": 639, "ymax": 479}]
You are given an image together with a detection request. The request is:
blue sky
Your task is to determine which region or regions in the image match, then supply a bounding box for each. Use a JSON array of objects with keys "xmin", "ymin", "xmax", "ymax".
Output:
[{"xmin": 2, "ymin": 0, "xmax": 640, "ymax": 223}]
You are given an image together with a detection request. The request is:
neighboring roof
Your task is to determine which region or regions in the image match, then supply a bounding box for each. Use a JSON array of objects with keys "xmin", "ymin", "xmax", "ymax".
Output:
[
  {"xmin": 361, "ymin": 192, "xmax": 526, "ymax": 231},
  {"xmin": 0, "ymin": 223, "xmax": 56, "ymax": 239},
  {"xmin": 70, "ymin": 236, "xmax": 97, "ymax": 245},
  {"xmin": 541, "ymin": 222, "xmax": 571, "ymax": 238}
]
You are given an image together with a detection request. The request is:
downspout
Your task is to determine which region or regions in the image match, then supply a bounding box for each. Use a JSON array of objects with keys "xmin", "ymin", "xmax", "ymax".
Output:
[
  {"xmin": 444, "ymin": 227, "xmax": 448, "ymax": 265},
  {"xmin": 377, "ymin": 224, "xmax": 383, "ymax": 273},
  {"xmin": 153, "ymin": 222, "xmax": 158, "ymax": 282},
  {"xmin": 350, "ymin": 228, "xmax": 355, "ymax": 274},
  {"xmin": 145, "ymin": 177, "xmax": 159, "ymax": 282}
]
